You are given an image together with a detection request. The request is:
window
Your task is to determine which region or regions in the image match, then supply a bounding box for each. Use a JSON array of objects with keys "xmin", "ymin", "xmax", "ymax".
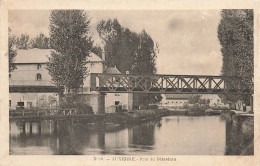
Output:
[
  {"xmin": 17, "ymin": 102, "xmax": 24, "ymax": 107},
  {"xmin": 9, "ymin": 74, "xmax": 11, "ymax": 79},
  {"xmin": 27, "ymin": 102, "xmax": 32, "ymax": 108},
  {"xmin": 36, "ymin": 73, "xmax": 42, "ymax": 80},
  {"xmin": 9, "ymin": 100, "xmax": 11, "ymax": 107},
  {"xmin": 37, "ymin": 64, "xmax": 41, "ymax": 69},
  {"xmin": 115, "ymin": 93, "xmax": 120, "ymax": 96},
  {"xmin": 115, "ymin": 101, "xmax": 120, "ymax": 105}
]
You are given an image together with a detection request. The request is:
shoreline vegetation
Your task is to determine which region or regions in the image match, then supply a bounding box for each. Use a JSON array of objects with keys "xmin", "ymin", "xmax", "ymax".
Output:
[{"xmin": 73, "ymin": 108, "xmax": 225, "ymax": 129}]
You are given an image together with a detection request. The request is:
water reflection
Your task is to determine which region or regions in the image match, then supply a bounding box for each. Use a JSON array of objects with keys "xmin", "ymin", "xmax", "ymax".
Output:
[{"xmin": 9, "ymin": 115, "xmax": 253, "ymax": 155}]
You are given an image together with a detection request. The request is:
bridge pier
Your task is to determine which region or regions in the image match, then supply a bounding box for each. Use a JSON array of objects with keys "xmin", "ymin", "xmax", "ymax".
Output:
[
  {"xmin": 29, "ymin": 122, "xmax": 32, "ymax": 134},
  {"xmin": 77, "ymin": 92, "xmax": 105, "ymax": 114},
  {"xmin": 22, "ymin": 122, "xmax": 26, "ymax": 134},
  {"xmin": 87, "ymin": 93, "xmax": 105, "ymax": 114}
]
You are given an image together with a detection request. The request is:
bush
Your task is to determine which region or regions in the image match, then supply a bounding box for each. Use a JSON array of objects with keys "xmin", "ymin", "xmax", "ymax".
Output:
[
  {"xmin": 76, "ymin": 103, "xmax": 94, "ymax": 114},
  {"xmin": 139, "ymin": 105, "xmax": 158, "ymax": 110},
  {"xmin": 61, "ymin": 94, "xmax": 94, "ymax": 114},
  {"xmin": 116, "ymin": 109, "xmax": 128, "ymax": 113}
]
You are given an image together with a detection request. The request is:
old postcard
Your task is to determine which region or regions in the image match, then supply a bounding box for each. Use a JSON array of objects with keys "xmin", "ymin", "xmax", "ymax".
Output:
[{"xmin": 0, "ymin": 0, "xmax": 259, "ymax": 165}]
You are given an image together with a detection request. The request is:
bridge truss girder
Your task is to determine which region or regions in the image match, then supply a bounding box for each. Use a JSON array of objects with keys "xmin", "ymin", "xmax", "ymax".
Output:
[{"xmin": 90, "ymin": 74, "xmax": 253, "ymax": 94}]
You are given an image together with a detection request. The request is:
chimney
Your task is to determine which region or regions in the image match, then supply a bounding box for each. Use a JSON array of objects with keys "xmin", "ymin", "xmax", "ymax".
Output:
[{"xmin": 102, "ymin": 49, "xmax": 105, "ymax": 61}]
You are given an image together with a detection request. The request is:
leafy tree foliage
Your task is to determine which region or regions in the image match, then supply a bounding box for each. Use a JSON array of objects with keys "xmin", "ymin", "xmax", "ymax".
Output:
[
  {"xmin": 91, "ymin": 45, "xmax": 102, "ymax": 59},
  {"xmin": 132, "ymin": 30, "xmax": 158, "ymax": 75},
  {"xmin": 97, "ymin": 19, "xmax": 139, "ymax": 73},
  {"xmin": 218, "ymin": 9, "xmax": 253, "ymax": 104},
  {"xmin": 132, "ymin": 30, "xmax": 160, "ymax": 106},
  {"xmin": 31, "ymin": 33, "xmax": 51, "ymax": 49},
  {"xmin": 15, "ymin": 34, "xmax": 31, "ymax": 49},
  {"xmin": 8, "ymin": 28, "xmax": 17, "ymax": 73},
  {"xmin": 97, "ymin": 19, "xmax": 161, "ymax": 106},
  {"xmin": 188, "ymin": 95, "xmax": 201, "ymax": 104},
  {"xmin": 47, "ymin": 10, "xmax": 93, "ymax": 93}
]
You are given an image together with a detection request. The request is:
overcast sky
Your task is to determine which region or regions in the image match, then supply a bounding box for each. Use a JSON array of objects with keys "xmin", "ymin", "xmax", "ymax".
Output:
[{"xmin": 9, "ymin": 10, "xmax": 222, "ymax": 75}]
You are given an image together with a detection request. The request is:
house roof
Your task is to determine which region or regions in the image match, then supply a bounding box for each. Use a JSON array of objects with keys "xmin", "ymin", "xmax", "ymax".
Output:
[
  {"xmin": 86, "ymin": 52, "xmax": 103, "ymax": 62},
  {"xmin": 103, "ymin": 66, "xmax": 122, "ymax": 74},
  {"xmin": 14, "ymin": 48, "xmax": 103, "ymax": 64},
  {"xmin": 199, "ymin": 94, "xmax": 220, "ymax": 100},
  {"xmin": 15, "ymin": 48, "xmax": 52, "ymax": 64},
  {"xmin": 164, "ymin": 94, "xmax": 193, "ymax": 99}
]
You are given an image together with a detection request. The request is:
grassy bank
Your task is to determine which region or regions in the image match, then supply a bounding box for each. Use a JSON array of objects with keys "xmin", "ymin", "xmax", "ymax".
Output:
[{"xmin": 74, "ymin": 108, "xmax": 212, "ymax": 131}]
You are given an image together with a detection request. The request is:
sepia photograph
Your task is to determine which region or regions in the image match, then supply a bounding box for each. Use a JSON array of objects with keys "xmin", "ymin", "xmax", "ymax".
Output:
[
  {"xmin": 1, "ymin": 0, "xmax": 260, "ymax": 165},
  {"xmin": 7, "ymin": 9, "xmax": 254, "ymax": 156}
]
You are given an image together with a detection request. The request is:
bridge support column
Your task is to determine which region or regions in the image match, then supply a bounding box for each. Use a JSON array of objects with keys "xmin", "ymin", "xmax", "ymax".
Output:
[
  {"xmin": 128, "ymin": 93, "xmax": 133, "ymax": 111},
  {"xmin": 89, "ymin": 93, "xmax": 105, "ymax": 114},
  {"xmin": 22, "ymin": 122, "xmax": 26, "ymax": 134},
  {"xmin": 29, "ymin": 122, "xmax": 32, "ymax": 134}
]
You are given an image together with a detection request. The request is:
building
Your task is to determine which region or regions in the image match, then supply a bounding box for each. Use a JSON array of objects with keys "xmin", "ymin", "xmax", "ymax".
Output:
[
  {"xmin": 9, "ymin": 48, "xmax": 133, "ymax": 114},
  {"xmin": 103, "ymin": 66, "xmax": 133, "ymax": 113},
  {"xmin": 199, "ymin": 94, "xmax": 225, "ymax": 107},
  {"xmin": 9, "ymin": 49, "xmax": 58, "ymax": 110},
  {"xmin": 77, "ymin": 51, "xmax": 106, "ymax": 114},
  {"xmin": 160, "ymin": 94, "xmax": 191, "ymax": 108}
]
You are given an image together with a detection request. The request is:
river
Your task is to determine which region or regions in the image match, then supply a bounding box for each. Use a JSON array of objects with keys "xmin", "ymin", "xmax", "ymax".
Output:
[{"xmin": 9, "ymin": 115, "xmax": 253, "ymax": 155}]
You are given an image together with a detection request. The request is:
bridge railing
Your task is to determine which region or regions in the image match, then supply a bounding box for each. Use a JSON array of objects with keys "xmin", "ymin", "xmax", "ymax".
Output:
[{"xmin": 90, "ymin": 73, "xmax": 253, "ymax": 94}]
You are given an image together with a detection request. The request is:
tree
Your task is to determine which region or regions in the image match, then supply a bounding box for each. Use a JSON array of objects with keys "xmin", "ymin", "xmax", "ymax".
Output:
[
  {"xmin": 97, "ymin": 19, "xmax": 161, "ymax": 106},
  {"xmin": 97, "ymin": 19, "xmax": 138, "ymax": 73},
  {"xmin": 218, "ymin": 9, "xmax": 253, "ymax": 105},
  {"xmin": 132, "ymin": 30, "xmax": 161, "ymax": 106},
  {"xmin": 47, "ymin": 10, "xmax": 93, "ymax": 94},
  {"xmin": 15, "ymin": 34, "xmax": 31, "ymax": 49},
  {"xmin": 31, "ymin": 33, "xmax": 50, "ymax": 49},
  {"xmin": 132, "ymin": 30, "xmax": 158, "ymax": 75},
  {"xmin": 8, "ymin": 28, "xmax": 17, "ymax": 73},
  {"xmin": 91, "ymin": 45, "xmax": 102, "ymax": 59},
  {"xmin": 188, "ymin": 95, "xmax": 201, "ymax": 104}
]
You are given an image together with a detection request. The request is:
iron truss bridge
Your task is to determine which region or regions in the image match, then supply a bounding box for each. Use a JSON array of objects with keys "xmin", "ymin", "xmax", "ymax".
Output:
[{"xmin": 90, "ymin": 73, "xmax": 253, "ymax": 94}]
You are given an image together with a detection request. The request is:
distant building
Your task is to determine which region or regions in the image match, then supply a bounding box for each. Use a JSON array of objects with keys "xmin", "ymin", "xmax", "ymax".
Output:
[
  {"xmin": 161, "ymin": 94, "xmax": 191, "ymax": 107},
  {"xmin": 199, "ymin": 94, "xmax": 226, "ymax": 107}
]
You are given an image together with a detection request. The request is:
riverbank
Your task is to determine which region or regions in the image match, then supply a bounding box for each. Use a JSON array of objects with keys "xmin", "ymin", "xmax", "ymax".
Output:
[
  {"xmin": 74, "ymin": 109, "xmax": 170, "ymax": 130},
  {"xmin": 221, "ymin": 110, "xmax": 254, "ymax": 155},
  {"xmin": 74, "ymin": 108, "xmax": 220, "ymax": 130}
]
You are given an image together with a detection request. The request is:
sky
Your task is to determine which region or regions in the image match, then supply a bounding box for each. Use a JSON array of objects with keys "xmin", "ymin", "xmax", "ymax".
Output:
[{"xmin": 9, "ymin": 10, "xmax": 222, "ymax": 75}]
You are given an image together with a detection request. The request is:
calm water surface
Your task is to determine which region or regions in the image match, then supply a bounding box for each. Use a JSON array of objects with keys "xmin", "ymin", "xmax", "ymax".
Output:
[{"xmin": 9, "ymin": 115, "xmax": 252, "ymax": 155}]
